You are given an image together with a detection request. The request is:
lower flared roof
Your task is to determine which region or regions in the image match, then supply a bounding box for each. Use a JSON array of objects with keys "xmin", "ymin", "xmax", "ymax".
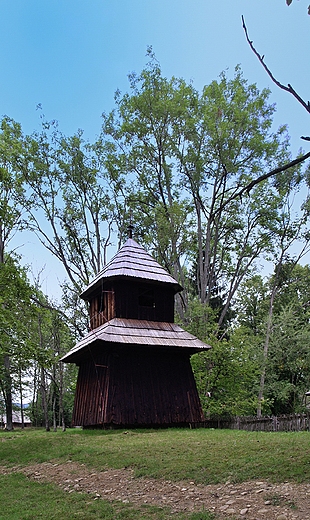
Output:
[{"xmin": 61, "ymin": 318, "xmax": 211, "ymax": 363}]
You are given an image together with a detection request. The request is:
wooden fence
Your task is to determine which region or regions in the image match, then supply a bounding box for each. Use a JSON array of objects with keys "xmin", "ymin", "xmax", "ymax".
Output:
[{"xmin": 202, "ymin": 413, "xmax": 310, "ymax": 432}]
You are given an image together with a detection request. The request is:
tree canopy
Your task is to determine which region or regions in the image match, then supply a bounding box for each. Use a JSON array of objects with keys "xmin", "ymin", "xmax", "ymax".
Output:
[{"xmin": 1, "ymin": 55, "xmax": 310, "ymax": 424}]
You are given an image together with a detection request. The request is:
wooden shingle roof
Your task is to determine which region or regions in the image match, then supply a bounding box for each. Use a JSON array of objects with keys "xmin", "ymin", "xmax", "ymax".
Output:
[
  {"xmin": 61, "ymin": 318, "xmax": 211, "ymax": 363},
  {"xmin": 80, "ymin": 238, "xmax": 182, "ymax": 300}
]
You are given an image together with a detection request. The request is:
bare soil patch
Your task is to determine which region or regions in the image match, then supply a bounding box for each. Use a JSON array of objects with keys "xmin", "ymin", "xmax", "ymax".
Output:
[{"xmin": 1, "ymin": 461, "xmax": 310, "ymax": 519}]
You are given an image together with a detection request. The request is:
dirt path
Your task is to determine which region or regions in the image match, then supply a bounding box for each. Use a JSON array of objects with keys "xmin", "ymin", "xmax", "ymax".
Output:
[{"xmin": 2, "ymin": 461, "xmax": 310, "ymax": 519}]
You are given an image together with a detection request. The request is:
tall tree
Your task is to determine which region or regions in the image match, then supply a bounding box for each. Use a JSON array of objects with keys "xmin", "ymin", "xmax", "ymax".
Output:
[
  {"xmin": 99, "ymin": 51, "xmax": 301, "ymax": 330},
  {"xmin": 21, "ymin": 121, "xmax": 119, "ymax": 334},
  {"xmin": 177, "ymin": 66, "xmax": 293, "ymax": 330},
  {"xmin": 0, "ymin": 117, "xmax": 33, "ymax": 430},
  {"xmin": 259, "ymin": 263, "xmax": 310, "ymax": 415},
  {"xmin": 0, "ymin": 256, "xmax": 35, "ymax": 430},
  {"xmin": 269, "ymin": 268, "xmax": 310, "ymax": 415},
  {"xmin": 0, "ymin": 117, "xmax": 27, "ymax": 263},
  {"xmin": 256, "ymin": 174, "xmax": 310, "ymax": 417},
  {"xmin": 26, "ymin": 296, "xmax": 76, "ymax": 430}
]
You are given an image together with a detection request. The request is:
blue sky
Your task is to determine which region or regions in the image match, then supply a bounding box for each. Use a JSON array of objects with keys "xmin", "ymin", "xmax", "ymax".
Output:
[
  {"xmin": 1, "ymin": 0, "xmax": 309, "ymax": 151},
  {"xmin": 2, "ymin": 0, "xmax": 309, "ymax": 296}
]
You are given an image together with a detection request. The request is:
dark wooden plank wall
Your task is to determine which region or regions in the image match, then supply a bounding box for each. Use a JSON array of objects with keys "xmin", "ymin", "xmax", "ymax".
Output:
[
  {"xmin": 72, "ymin": 347, "xmax": 204, "ymax": 427},
  {"xmin": 88, "ymin": 281, "xmax": 174, "ymax": 330},
  {"xmin": 114, "ymin": 280, "xmax": 174, "ymax": 323},
  {"xmin": 72, "ymin": 352, "xmax": 110, "ymax": 426}
]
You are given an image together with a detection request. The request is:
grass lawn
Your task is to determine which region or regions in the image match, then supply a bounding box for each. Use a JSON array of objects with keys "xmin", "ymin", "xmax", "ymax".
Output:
[{"xmin": 0, "ymin": 427, "xmax": 309, "ymax": 519}]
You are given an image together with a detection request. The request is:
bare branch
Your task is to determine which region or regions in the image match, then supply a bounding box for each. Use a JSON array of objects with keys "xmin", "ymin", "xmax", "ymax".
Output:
[
  {"xmin": 30, "ymin": 295, "xmax": 86, "ymax": 338},
  {"xmin": 222, "ymin": 151, "xmax": 310, "ymax": 210},
  {"xmin": 242, "ymin": 15, "xmax": 310, "ymax": 116}
]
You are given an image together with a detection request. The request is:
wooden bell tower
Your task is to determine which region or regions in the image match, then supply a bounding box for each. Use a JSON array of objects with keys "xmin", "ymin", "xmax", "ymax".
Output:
[{"xmin": 62, "ymin": 237, "xmax": 211, "ymax": 428}]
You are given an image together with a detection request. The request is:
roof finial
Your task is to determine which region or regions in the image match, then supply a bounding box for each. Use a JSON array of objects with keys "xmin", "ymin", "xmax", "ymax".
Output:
[{"xmin": 128, "ymin": 209, "xmax": 134, "ymax": 239}]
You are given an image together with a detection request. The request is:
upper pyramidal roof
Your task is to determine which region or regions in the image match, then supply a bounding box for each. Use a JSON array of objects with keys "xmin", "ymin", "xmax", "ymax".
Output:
[{"xmin": 80, "ymin": 238, "xmax": 183, "ymax": 300}]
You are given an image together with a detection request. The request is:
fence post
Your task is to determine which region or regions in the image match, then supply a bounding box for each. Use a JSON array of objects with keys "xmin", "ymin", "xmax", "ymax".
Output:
[{"xmin": 272, "ymin": 416, "xmax": 278, "ymax": 431}]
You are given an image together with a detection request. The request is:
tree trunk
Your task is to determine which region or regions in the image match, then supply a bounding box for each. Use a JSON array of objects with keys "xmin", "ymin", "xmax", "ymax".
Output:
[
  {"xmin": 31, "ymin": 364, "xmax": 39, "ymax": 426},
  {"xmin": 0, "ymin": 230, "xmax": 13, "ymax": 430},
  {"xmin": 3, "ymin": 355, "xmax": 13, "ymax": 431},
  {"xmin": 59, "ymin": 361, "xmax": 66, "ymax": 432},
  {"xmin": 37, "ymin": 314, "xmax": 50, "ymax": 431},
  {"xmin": 0, "ymin": 222, "xmax": 4, "ymax": 265},
  {"xmin": 40, "ymin": 366, "xmax": 50, "ymax": 432},
  {"xmin": 256, "ymin": 251, "xmax": 286, "ymax": 417},
  {"xmin": 19, "ymin": 369, "xmax": 25, "ymax": 429},
  {"xmin": 53, "ymin": 392, "xmax": 57, "ymax": 432},
  {"xmin": 257, "ymin": 285, "xmax": 276, "ymax": 418}
]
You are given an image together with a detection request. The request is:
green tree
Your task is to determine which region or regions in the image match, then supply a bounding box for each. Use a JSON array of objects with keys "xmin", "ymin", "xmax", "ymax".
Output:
[
  {"xmin": 0, "ymin": 256, "xmax": 35, "ymax": 430},
  {"xmin": 177, "ymin": 65, "xmax": 291, "ymax": 330},
  {"xmin": 20, "ymin": 120, "xmax": 120, "ymax": 335},
  {"xmin": 0, "ymin": 117, "xmax": 34, "ymax": 430},
  {"xmin": 27, "ymin": 289, "xmax": 76, "ymax": 431},
  {"xmin": 99, "ymin": 51, "xmax": 302, "ymax": 334},
  {"xmin": 191, "ymin": 328, "xmax": 260, "ymax": 417},
  {"xmin": 98, "ymin": 52, "xmax": 196, "ymax": 317},
  {"xmin": 184, "ymin": 300, "xmax": 260, "ymax": 417},
  {"xmin": 234, "ymin": 261, "xmax": 310, "ymax": 417},
  {"xmin": 0, "ymin": 116, "xmax": 28, "ymax": 263},
  {"xmin": 256, "ymin": 182, "xmax": 310, "ymax": 417},
  {"xmin": 234, "ymin": 274, "xmax": 268, "ymax": 335},
  {"xmin": 266, "ymin": 303, "xmax": 310, "ymax": 414},
  {"xmin": 264, "ymin": 264, "xmax": 310, "ymax": 414}
]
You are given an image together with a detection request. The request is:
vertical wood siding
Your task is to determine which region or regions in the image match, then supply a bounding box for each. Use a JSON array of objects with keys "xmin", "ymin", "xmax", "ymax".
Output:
[
  {"xmin": 89, "ymin": 286, "xmax": 115, "ymax": 329},
  {"xmin": 72, "ymin": 346, "xmax": 204, "ymax": 427},
  {"xmin": 88, "ymin": 281, "xmax": 174, "ymax": 329}
]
